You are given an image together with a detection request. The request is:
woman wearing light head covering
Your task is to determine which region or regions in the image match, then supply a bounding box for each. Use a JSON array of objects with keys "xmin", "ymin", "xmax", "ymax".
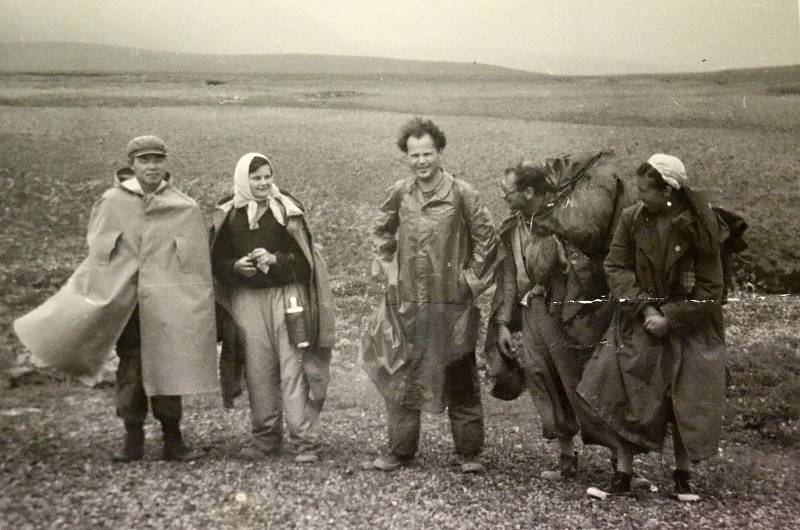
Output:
[
  {"xmin": 210, "ymin": 153, "xmax": 335, "ymax": 463},
  {"xmin": 577, "ymin": 154, "xmax": 726, "ymax": 501}
]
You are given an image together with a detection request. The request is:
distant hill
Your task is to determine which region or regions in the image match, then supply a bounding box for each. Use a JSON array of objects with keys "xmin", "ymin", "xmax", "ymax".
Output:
[
  {"xmin": 670, "ymin": 63, "xmax": 800, "ymax": 83},
  {"xmin": 0, "ymin": 41, "xmax": 538, "ymax": 78}
]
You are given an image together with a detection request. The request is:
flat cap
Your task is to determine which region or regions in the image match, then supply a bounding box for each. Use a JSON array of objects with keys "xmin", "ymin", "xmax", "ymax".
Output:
[{"xmin": 127, "ymin": 135, "xmax": 167, "ymax": 159}]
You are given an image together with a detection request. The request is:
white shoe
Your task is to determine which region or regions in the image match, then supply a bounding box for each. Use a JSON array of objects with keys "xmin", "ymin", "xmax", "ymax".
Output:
[{"xmin": 294, "ymin": 452, "xmax": 320, "ymax": 464}]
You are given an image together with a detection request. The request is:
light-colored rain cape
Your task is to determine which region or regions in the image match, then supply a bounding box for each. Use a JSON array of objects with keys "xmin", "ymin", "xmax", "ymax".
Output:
[{"xmin": 13, "ymin": 169, "xmax": 219, "ymax": 396}]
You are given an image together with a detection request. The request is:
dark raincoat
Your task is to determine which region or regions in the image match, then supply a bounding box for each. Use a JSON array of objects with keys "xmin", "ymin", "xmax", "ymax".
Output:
[
  {"xmin": 360, "ymin": 171, "xmax": 499, "ymax": 413},
  {"xmin": 577, "ymin": 190, "xmax": 726, "ymax": 460}
]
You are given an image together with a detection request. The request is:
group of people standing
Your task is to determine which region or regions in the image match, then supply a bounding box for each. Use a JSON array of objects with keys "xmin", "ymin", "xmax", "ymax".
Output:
[
  {"xmin": 360, "ymin": 118, "xmax": 731, "ymax": 501},
  {"xmin": 14, "ymin": 116, "xmax": 734, "ymax": 502}
]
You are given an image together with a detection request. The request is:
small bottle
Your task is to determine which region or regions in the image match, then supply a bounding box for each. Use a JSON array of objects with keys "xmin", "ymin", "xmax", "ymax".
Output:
[{"xmin": 285, "ymin": 296, "xmax": 310, "ymax": 348}]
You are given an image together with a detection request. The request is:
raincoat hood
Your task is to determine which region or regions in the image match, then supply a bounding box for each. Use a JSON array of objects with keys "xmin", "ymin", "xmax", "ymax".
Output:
[
  {"xmin": 682, "ymin": 187, "xmax": 722, "ymax": 256},
  {"xmin": 114, "ymin": 167, "xmax": 170, "ymax": 196}
]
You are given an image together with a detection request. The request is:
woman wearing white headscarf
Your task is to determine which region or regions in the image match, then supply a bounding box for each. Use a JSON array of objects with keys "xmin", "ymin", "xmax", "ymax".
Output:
[
  {"xmin": 577, "ymin": 154, "xmax": 726, "ymax": 501},
  {"xmin": 210, "ymin": 153, "xmax": 334, "ymax": 463}
]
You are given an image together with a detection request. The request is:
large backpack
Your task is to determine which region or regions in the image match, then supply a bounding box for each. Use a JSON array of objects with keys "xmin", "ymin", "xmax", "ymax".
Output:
[{"xmin": 531, "ymin": 151, "xmax": 633, "ymax": 258}]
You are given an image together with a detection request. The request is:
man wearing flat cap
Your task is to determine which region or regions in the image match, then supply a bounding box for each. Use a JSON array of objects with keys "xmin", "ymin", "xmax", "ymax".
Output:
[{"xmin": 15, "ymin": 135, "xmax": 218, "ymax": 462}]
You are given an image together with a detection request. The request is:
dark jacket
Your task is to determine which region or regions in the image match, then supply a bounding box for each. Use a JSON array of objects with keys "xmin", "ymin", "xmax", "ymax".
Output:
[
  {"xmin": 577, "ymin": 191, "xmax": 727, "ymax": 460},
  {"xmin": 211, "ymin": 206, "xmax": 311, "ymax": 289}
]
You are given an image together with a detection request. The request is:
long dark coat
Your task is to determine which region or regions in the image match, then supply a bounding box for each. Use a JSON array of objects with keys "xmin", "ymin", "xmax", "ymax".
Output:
[{"xmin": 577, "ymin": 192, "xmax": 726, "ymax": 461}]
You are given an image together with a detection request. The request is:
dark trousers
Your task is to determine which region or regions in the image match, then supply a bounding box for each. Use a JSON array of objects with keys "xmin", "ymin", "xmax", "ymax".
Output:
[
  {"xmin": 116, "ymin": 349, "xmax": 182, "ymax": 427},
  {"xmin": 386, "ymin": 353, "xmax": 484, "ymax": 458}
]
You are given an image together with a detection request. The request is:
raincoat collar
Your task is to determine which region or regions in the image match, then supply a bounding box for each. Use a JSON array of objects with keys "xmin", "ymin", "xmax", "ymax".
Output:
[
  {"xmin": 408, "ymin": 169, "xmax": 454, "ymax": 204},
  {"xmin": 114, "ymin": 167, "xmax": 170, "ymax": 196},
  {"xmin": 632, "ymin": 202, "xmax": 683, "ymax": 269},
  {"xmin": 631, "ymin": 193, "xmax": 720, "ymax": 278},
  {"xmin": 632, "ymin": 187, "xmax": 720, "ymax": 260}
]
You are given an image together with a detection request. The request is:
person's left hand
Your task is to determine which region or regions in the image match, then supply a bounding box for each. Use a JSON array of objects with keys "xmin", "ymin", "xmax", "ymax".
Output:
[
  {"xmin": 250, "ymin": 248, "xmax": 276, "ymax": 267},
  {"xmin": 497, "ymin": 324, "xmax": 515, "ymax": 359},
  {"xmin": 457, "ymin": 274, "xmax": 473, "ymax": 303},
  {"xmin": 643, "ymin": 314, "xmax": 670, "ymax": 337}
]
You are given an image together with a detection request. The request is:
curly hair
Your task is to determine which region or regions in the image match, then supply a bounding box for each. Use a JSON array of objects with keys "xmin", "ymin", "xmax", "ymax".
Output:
[{"xmin": 396, "ymin": 117, "xmax": 446, "ymax": 153}]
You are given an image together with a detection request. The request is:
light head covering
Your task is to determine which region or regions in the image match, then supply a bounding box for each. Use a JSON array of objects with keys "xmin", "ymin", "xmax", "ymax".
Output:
[
  {"xmin": 647, "ymin": 154, "xmax": 687, "ymax": 190},
  {"xmin": 232, "ymin": 152, "xmax": 302, "ymax": 229}
]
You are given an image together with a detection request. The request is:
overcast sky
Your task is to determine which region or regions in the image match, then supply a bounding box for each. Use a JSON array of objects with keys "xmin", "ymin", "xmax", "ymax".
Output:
[{"xmin": 1, "ymin": 0, "xmax": 799, "ymax": 74}]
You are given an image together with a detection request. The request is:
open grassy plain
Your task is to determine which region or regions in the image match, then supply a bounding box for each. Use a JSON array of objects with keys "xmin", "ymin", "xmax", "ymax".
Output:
[{"xmin": 1, "ymin": 72, "xmax": 799, "ymax": 528}]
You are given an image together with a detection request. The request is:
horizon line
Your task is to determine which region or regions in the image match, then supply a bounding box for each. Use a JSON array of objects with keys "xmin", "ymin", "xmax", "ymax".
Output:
[{"xmin": 3, "ymin": 40, "xmax": 800, "ymax": 78}]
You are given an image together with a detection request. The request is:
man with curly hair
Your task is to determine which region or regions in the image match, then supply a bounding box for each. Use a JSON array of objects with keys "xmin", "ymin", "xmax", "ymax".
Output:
[{"xmin": 361, "ymin": 117, "xmax": 500, "ymax": 473}]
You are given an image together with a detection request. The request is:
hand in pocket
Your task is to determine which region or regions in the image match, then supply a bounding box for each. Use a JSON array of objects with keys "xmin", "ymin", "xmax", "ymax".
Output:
[{"xmin": 457, "ymin": 273, "xmax": 473, "ymax": 303}]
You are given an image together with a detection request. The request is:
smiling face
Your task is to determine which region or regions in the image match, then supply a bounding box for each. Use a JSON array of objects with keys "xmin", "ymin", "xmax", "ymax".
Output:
[
  {"xmin": 130, "ymin": 154, "xmax": 167, "ymax": 192},
  {"xmin": 405, "ymin": 134, "xmax": 442, "ymax": 182},
  {"xmin": 248, "ymin": 162, "xmax": 273, "ymax": 200}
]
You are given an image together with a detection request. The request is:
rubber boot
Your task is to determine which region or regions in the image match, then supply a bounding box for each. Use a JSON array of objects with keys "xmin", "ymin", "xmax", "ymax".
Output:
[
  {"xmin": 673, "ymin": 469, "xmax": 700, "ymax": 502},
  {"xmin": 161, "ymin": 423, "xmax": 200, "ymax": 462},
  {"xmin": 112, "ymin": 423, "xmax": 144, "ymax": 463},
  {"xmin": 587, "ymin": 471, "xmax": 633, "ymax": 499},
  {"xmin": 541, "ymin": 452, "xmax": 578, "ymax": 481}
]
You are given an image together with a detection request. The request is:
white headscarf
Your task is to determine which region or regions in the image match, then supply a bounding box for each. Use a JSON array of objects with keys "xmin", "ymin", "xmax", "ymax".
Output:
[
  {"xmin": 231, "ymin": 152, "xmax": 302, "ymax": 229},
  {"xmin": 647, "ymin": 154, "xmax": 688, "ymax": 190}
]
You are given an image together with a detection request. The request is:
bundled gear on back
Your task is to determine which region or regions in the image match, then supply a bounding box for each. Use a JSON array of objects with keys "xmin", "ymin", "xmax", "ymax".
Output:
[{"xmin": 486, "ymin": 150, "xmax": 633, "ymax": 401}]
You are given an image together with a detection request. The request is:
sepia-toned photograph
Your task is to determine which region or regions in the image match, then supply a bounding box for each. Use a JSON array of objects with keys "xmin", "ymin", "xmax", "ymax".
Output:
[{"xmin": 1, "ymin": 1, "xmax": 798, "ymax": 528}]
